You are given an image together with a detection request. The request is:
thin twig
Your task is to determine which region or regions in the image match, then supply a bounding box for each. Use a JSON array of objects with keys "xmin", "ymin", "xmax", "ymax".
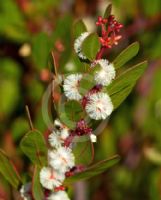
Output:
[
  {"xmin": 25, "ymin": 105, "xmax": 34, "ymax": 130},
  {"xmin": 89, "ymin": 140, "xmax": 95, "ymax": 165}
]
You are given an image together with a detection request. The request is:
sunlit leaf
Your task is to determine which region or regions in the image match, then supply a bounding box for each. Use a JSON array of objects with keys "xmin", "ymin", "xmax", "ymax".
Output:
[
  {"xmin": 107, "ymin": 61, "xmax": 148, "ymax": 108},
  {"xmin": 78, "ymin": 74, "xmax": 95, "ymax": 95},
  {"xmin": 113, "ymin": 42, "xmax": 140, "ymax": 69},
  {"xmin": 82, "ymin": 33, "xmax": 101, "ymax": 60}
]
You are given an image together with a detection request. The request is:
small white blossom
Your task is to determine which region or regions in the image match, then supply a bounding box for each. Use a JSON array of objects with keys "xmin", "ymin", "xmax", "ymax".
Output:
[
  {"xmin": 85, "ymin": 92, "xmax": 113, "ymax": 120},
  {"xmin": 20, "ymin": 182, "xmax": 32, "ymax": 200},
  {"xmin": 54, "ymin": 119, "xmax": 70, "ymax": 138},
  {"xmin": 48, "ymin": 147, "xmax": 75, "ymax": 173},
  {"xmin": 48, "ymin": 130, "xmax": 69, "ymax": 148},
  {"xmin": 63, "ymin": 74, "xmax": 82, "ymax": 100},
  {"xmin": 47, "ymin": 191, "xmax": 70, "ymax": 200},
  {"xmin": 74, "ymin": 32, "xmax": 90, "ymax": 59},
  {"xmin": 90, "ymin": 134, "xmax": 97, "ymax": 143},
  {"xmin": 94, "ymin": 59, "xmax": 116, "ymax": 86},
  {"xmin": 40, "ymin": 167, "xmax": 65, "ymax": 190}
]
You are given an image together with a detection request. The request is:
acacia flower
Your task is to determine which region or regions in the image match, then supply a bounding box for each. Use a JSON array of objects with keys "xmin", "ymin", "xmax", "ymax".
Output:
[
  {"xmin": 63, "ymin": 74, "xmax": 82, "ymax": 100},
  {"xmin": 40, "ymin": 167, "xmax": 65, "ymax": 190},
  {"xmin": 94, "ymin": 59, "xmax": 116, "ymax": 86},
  {"xmin": 47, "ymin": 191, "xmax": 70, "ymax": 200},
  {"xmin": 74, "ymin": 32, "xmax": 90, "ymax": 59},
  {"xmin": 48, "ymin": 147, "xmax": 75, "ymax": 173},
  {"xmin": 20, "ymin": 182, "xmax": 32, "ymax": 200},
  {"xmin": 85, "ymin": 92, "xmax": 113, "ymax": 120}
]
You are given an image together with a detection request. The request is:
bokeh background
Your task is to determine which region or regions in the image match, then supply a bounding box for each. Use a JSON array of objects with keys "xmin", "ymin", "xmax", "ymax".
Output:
[{"xmin": 0, "ymin": 0, "xmax": 161, "ymax": 199}]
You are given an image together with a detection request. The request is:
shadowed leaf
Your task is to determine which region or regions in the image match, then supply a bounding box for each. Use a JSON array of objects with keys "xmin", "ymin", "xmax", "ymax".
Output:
[
  {"xmin": 104, "ymin": 4, "xmax": 112, "ymax": 18},
  {"xmin": 32, "ymin": 165, "xmax": 44, "ymax": 200},
  {"xmin": 0, "ymin": 150, "xmax": 21, "ymax": 189},
  {"xmin": 20, "ymin": 130, "xmax": 47, "ymax": 166},
  {"xmin": 73, "ymin": 19, "xmax": 87, "ymax": 39},
  {"xmin": 59, "ymin": 100, "xmax": 84, "ymax": 129},
  {"xmin": 64, "ymin": 155, "xmax": 120, "ymax": 184}
]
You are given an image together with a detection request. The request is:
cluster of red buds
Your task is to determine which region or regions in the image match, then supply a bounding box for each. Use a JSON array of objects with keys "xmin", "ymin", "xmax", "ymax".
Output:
[
  {"xmin": 96, "ymin": 15, "xmax": 123, "ymax": 48},
  {"xmin": 71, "ymin": 119, "xmax": 92, "ymax": 136}
]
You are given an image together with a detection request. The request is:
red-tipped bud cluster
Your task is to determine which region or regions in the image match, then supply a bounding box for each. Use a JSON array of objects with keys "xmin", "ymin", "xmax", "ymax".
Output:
[
  {"xmin": 72, "ymin": 119, "xmax": 92, "ymax": 136},
  {"xmin": 96, "ymin": 16, "xmax": 108, "ymax": 26},
  {"xmin": 96, "ymin": 15, "xmax": 123, "ymax": 48}
]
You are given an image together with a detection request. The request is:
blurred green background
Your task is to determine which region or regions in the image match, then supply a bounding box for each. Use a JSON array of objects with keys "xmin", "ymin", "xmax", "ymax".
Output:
[{"xmin": 0, "ymin": 0, "xmax": 161, "ymax": 199}]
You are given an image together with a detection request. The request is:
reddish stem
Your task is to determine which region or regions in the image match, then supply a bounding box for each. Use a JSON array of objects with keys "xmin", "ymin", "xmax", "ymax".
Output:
[{"xmin": 96, "ymin": 46, "xmax": 106, "ymax": 60}]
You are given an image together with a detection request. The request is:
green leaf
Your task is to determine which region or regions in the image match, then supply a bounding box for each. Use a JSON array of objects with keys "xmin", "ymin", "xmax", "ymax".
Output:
[
  {"xmin": 73, "ymin": 19, "xmax": 87, "ymax": 39},
  {"xmin": 20, "ymin": 130, "xmax": 47, "ymax": 166},
  {"xmin": 59, "ymin": 100, "xmax": 84, "ymax": 129},
  {"xmin": 82, "ymin": 33, "xmax": 101, "ymax": 60},
  {"xmin": 113, "ymin": 42, "xmax": 140, "ymax": 69},
  {"xmin": 32, "ymin": 165, "xmax": 44, "ymax": 200},
  {"xmin": 78, "ymin": 74, "xmax": 96, "ymax": 95},
  {"xmin": 0, "ymin": 150, "xmax": 21, "ymax": 189},
  {"xmin": 104, "ymin": 4, "xmax": 112, "ymax": 18},
  {"xmin": 107, "ymin": 61, "xmax": 148, "ymax": 109},
  {"xmin": 64, "ymin": 155, "xmax": 120, "ymax": 184},
  {"xmin": 32, "ymin": 32, "xmax": 51, "ymax": 70}
]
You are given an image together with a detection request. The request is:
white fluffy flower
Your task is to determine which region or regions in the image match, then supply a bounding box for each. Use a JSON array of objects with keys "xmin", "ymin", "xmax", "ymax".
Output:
[
  {"xmin": 20, "ymin": 182, "xmax": 32, "ymax": 200},
  {"xmin": 74, "ymin": 32, "xmax": 90, "ymax": 59},
  {"xmin": 48, "ymin": 147, "xmax": 75, "ymax": 173},
  {"xmin": 54, "ymin": 119, "xmax": 69, "ymax": 137},
  {"xmin": 48, "ymin": 130, "xmax": 69, "ymax": 148},
  {"xmin": 63, "ymin": 74, "xmax": 82, "ymax": 100},
  {"xmin": 94, "ymin": 59, "xmax": 116, "ymax": 86},
  {"xmin": 85, "ymin": 92, "xmax": 113, "ymax": 120},
  {"xmin": 40, "ymin": 167, "xmax": 65, "ymax": 190},
  {"xmin": 47, "ymin": 191, "xmax": 70, "ymax": 200}
]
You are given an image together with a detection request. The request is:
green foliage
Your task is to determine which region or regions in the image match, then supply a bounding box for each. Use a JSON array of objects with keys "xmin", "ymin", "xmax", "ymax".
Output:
[
  {"xmin": 73, "ymin": 20, "xmax": 87, "ymax": 39},
  {"xmin": 0, "ymin": 0, "xmax": 29, "ymax": 41},
  {"xmin": 78, "ymin": 74, "xmax": 95, "ymax": 95},
  {"xmin": 65, "ymin": 155, "xmax": 120, "ymax": 184},
  {"xmin": 32, "ymin": 166, "xmax": 44, "ymax": 200},
  {"xmin": 59, "ymin": 100, "xmax": 85, "ymax": 129},
  {"xmin": 0, "ymin": 79, "xmax": 19, "ymax": 117},
  {"xmin": 20, "ymin": 130, "xmax": 48, "ymax": 166},
  {"xmin": 32, "ymin": 32, "xmax": 52, "ymax": 70},
  {"xmin": 113, "ymin": 42, "xmax": 140, "ymax": 69},
  {"xmin": 0, "ymin": 150, "xmax": 21, "ymax": 189},
  {"xmin": 107, "ymin": 61, "xmax": 148, "ymax": 108},
  {"xmin": 104, "ymin": 4, "xmax": 112, "ymax": 18},
  {"xmin": 82, "ymin": 33, "xmax": 101, "ymax": 60}
]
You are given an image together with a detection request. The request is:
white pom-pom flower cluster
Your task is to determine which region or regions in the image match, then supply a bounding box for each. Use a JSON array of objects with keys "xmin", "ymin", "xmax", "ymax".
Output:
[
  {"xmin": 85, "ymin": 92, "xmax": 113, "ymax": 120},
  {"xmin": 39, "ymin": 119, "xmax": 75, "ymax": 199},
  {"xmin": 74, "ymin": 32, "xmax": 90, "ymax": 59},
  {"xmin": 63, "ymin": 74, "xmax": 82, "ymax": 100},
  {"xmin": 94, "ymin": 59, "xmax": 116, "ymax": 86}
]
